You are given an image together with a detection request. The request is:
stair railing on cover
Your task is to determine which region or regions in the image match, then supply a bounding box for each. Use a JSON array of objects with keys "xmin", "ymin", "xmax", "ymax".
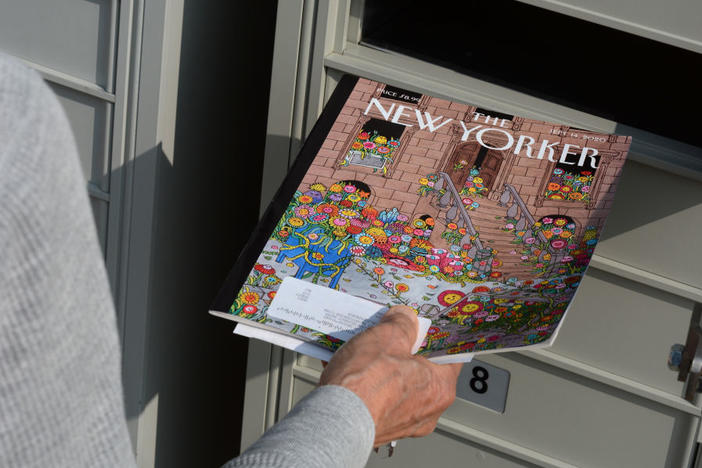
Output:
[
  {"xmin": 432, "ymin": 172, "xmax": 494, "ymax": 277},
  {"xmin": 498, "ymin": 183, "xmax": 563, "ymax": 276}
]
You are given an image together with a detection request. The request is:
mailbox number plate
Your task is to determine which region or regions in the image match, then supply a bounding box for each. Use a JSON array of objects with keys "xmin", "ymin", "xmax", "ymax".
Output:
[{"xmin": 456, "ymin": 360, "xmax": 510, "ymax": 413}]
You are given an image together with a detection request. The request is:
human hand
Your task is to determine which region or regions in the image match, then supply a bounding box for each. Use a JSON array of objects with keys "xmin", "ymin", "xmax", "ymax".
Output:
[{"xmin": 319, "ymin": 305, "xmax": 463, "ymax": 446}]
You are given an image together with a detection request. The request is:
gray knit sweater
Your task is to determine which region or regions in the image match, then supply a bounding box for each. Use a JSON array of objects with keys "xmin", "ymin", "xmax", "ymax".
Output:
[{"xmin": 0, "ymin": 53, "xmax": 374, "ymax": 467}]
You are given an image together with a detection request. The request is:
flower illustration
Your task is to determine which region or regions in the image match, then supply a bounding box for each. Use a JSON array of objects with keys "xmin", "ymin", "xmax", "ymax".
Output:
[
  {"xmin": 294, "ymin": 205, "xmax": 314, "ymax": 218},
  {"xmin": 287, "ymin": 217, "xmax": 304, "ymax": 227},
  {"xmin": 316, "ymin": 203, "xmax": 338, "ymax": 216},
  {"xmin": 354, "ymin": 234, "xmax": 375, "ymax": 246},
  {"xmin": 329, "ymin": 217, "xmax": 349, "ymax": 228},
  {"xmin": 240, "ymin": 291, "xmax": 260, "ymax": 305},
  {"xmin": 550, "ymin": 239, "xmax": 567, "ymax": 249},
  {"xmin": 254, "ymin": 264, "xmax": 276, "ymax": 275},
  {"xmin": 303, "ymin": 190, "xmax": 323, "ymax": 203},
  {"xmin": 349, "ymin": 245, "xmax": 366, "ymax": 256},
  {"xmin": 438, "ymin": 290, "xmax": 465, "ymax": 307},
  {"xmin": 339, "ymin": 209, "xmax": 360, "ymax": 219},
  {"xmin": 310, "ymin": 213, "xmax": 328, "ymax": 223}
]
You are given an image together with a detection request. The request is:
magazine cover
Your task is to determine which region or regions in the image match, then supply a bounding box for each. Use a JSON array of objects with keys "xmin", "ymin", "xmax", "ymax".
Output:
[{"xmin": 211, "ymin": 75, "xmax": 631, "ymax": 360}]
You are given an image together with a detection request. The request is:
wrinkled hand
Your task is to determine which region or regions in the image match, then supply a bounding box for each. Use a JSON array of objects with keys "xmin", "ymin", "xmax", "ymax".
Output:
[{"xmin": 319, "ymin": 305, "xmax": 463, "ymax": 446}]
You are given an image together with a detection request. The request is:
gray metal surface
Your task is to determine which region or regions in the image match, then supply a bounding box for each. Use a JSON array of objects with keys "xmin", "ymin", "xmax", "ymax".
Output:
[
  {"xmin": 245, "ymin": 1, "xmax": 702, "ymax": 466},
  {"xmin": 515, "ymin": 0, "xmax": 702, "ymax": 53},
  {"xmin": 0, "ymin": 0, "xmax": 114, "ymax": 87}
]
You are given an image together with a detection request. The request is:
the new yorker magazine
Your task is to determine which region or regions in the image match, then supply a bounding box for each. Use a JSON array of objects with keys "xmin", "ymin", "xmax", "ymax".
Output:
[{"xmin": 211, "ymin": 75, "xmax": 631, "ymax": 361}]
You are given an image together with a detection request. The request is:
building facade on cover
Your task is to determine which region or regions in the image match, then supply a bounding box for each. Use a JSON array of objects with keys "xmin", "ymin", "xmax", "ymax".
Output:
[{"xmin": 299, "ymin": 79, "xmax": 630, "ymax": 280}]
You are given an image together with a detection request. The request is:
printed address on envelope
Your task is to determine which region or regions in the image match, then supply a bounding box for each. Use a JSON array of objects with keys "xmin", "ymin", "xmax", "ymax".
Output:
[{"xmin": 267, "ymin": 277, "xmax": 387, "ymax": 342}]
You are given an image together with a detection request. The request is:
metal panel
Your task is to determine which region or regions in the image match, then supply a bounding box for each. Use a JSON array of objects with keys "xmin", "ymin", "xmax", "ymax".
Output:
[
  {"xmin": 515, "ymin": 0, "xmax": 702, "ymax": 54},
  {"xmin": 90, "ymin": 197, "xmax": 109, "ymax": 255},
  {"xmin": 291, "ymin": 357, "xmax": 699, "ymax": 467},
  {"xmin": 290, "ymin": 377, "xmax": 540, "ymax": 467},
  {"xmin": 596, "ymin": 160, "xmax": 702, "ymax": 289},
  {"xmin": 446, "ymin": 353, "xmax": 697, "ymax": 468},
  {"xmin": 0, "ymin": 0, "xmax": 115, "ymax": 88},
  {"xmin": 291, "ymin": 357, "xmax": 696, "ymax": 468},
  {"xmin": 552, "ymin": 268, "xmax": 692, "ymax": 396},
  {"xmin": 258, "ymin": 0, "xmax": 305, "ymax": 213},
  {"xmin": 324, "ymin": 43, "xmax": 702, "ymax": 183},
  {"xmin": 255, "ymin": 2, "xmax": 702, "ymax": 466},
  {"xmin": 48, "ymin": 82, "xmax": 112, "ymax": 190}
]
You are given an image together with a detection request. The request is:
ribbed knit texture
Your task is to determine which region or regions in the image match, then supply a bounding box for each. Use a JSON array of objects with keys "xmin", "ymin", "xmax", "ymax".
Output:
[
  {"xmin": 0, "ymin": 53, "xmax": 375, "ymax": 468},
  {"xmin": 226, "ymin": 385, "xmax": 375, "ymax": 468},
  {"xmin": 0, "ymin": 53, "xmax": 136, "ymax": 467}
]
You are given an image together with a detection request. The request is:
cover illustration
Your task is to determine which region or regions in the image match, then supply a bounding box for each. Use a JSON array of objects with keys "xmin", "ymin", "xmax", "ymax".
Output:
[{"xmin": 211, "ymin": 76, "xmax": 631, "ymax": 360}]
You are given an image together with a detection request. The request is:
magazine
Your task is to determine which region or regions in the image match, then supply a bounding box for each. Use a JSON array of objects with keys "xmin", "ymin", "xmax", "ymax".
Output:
[{"xmin": 210, "ymin": 75, "xmax": 631, "ymax": 362}]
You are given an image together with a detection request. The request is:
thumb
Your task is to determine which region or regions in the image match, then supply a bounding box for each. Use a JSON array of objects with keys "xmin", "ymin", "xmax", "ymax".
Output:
[{"xmin": 375, "ymin": 305, "xmax": 419, "ymax": 353}]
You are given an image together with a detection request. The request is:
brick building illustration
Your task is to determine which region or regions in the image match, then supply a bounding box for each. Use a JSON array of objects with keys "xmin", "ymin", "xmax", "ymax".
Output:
[{"xmin": 299, "ymin": 79, "xmax": 630, "ymax": 281}]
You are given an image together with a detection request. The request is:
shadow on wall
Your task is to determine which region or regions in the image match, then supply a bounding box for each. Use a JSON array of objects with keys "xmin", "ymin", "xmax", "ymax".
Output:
[{"xmin": 119, "ymin": 1, "xmax": 277, "ymax": 467}]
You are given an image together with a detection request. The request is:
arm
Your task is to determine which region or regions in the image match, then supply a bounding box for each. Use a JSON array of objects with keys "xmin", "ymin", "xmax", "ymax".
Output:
[
  {"xmin": 0, "ymin": 54, "xmax": 135, "ymax": 467},
  {"xmin": 227, "ymin": 306, "xmax": 462, "ymax": 467},
  {"xmin": 225, "ymin": 385, "xmax": 374, "ymax": 468}
]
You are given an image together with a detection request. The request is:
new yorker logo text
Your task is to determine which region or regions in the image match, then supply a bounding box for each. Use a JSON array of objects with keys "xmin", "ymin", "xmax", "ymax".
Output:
[{"xmin": 364, "ymin": 98, "xmax": 600, "ymax": 169}]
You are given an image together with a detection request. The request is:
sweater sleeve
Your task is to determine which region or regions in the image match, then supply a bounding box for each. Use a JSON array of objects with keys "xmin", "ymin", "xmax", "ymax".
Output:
[
  {"xmin": 225, "ymin": 385, "xmax": 375, "ymax": 468},
  {"xmin": 0, "ymin": 54, "xmax": 136, "ymax": 467}
]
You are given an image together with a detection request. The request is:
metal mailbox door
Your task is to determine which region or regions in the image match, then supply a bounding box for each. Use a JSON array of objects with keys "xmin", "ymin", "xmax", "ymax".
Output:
[{"xmin": 240, "ymin": 1, "xmax": 702, "ymax": 466}]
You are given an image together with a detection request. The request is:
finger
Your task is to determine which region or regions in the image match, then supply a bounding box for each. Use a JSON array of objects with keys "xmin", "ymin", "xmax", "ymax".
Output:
[
  {"xmin": 442, "ymin": 362, "xmax": 464, "ymax": 379},
  {"xmin": 375, "ymin": 305, "xmax": 418, "ymax": 352}
]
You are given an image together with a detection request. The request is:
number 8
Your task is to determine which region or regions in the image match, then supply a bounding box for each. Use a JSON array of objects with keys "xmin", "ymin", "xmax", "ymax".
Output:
[{"xmin": 470, "ymin": 366, "xmax": 489, "ymax": 394}]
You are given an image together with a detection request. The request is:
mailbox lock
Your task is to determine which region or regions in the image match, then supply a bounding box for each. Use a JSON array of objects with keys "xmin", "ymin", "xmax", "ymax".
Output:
[{"xmin": 670, "ymin": 304, "xmax": 702, "ymax": 402}]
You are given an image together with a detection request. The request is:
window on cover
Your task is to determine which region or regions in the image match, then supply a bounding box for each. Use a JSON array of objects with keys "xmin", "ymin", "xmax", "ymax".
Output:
[
  {"xmin": 543, "ymin": 155, "xmax": 600, "ymax": 203},
  {"xmin": 341, "ymin": 118, "xmax": 404, "ymax": 174}
]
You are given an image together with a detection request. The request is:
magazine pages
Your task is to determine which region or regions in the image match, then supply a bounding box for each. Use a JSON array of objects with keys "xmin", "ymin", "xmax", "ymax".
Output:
[{"xmin": 210, "ymin": 75, "xmax": 631, "ymax": 361}]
